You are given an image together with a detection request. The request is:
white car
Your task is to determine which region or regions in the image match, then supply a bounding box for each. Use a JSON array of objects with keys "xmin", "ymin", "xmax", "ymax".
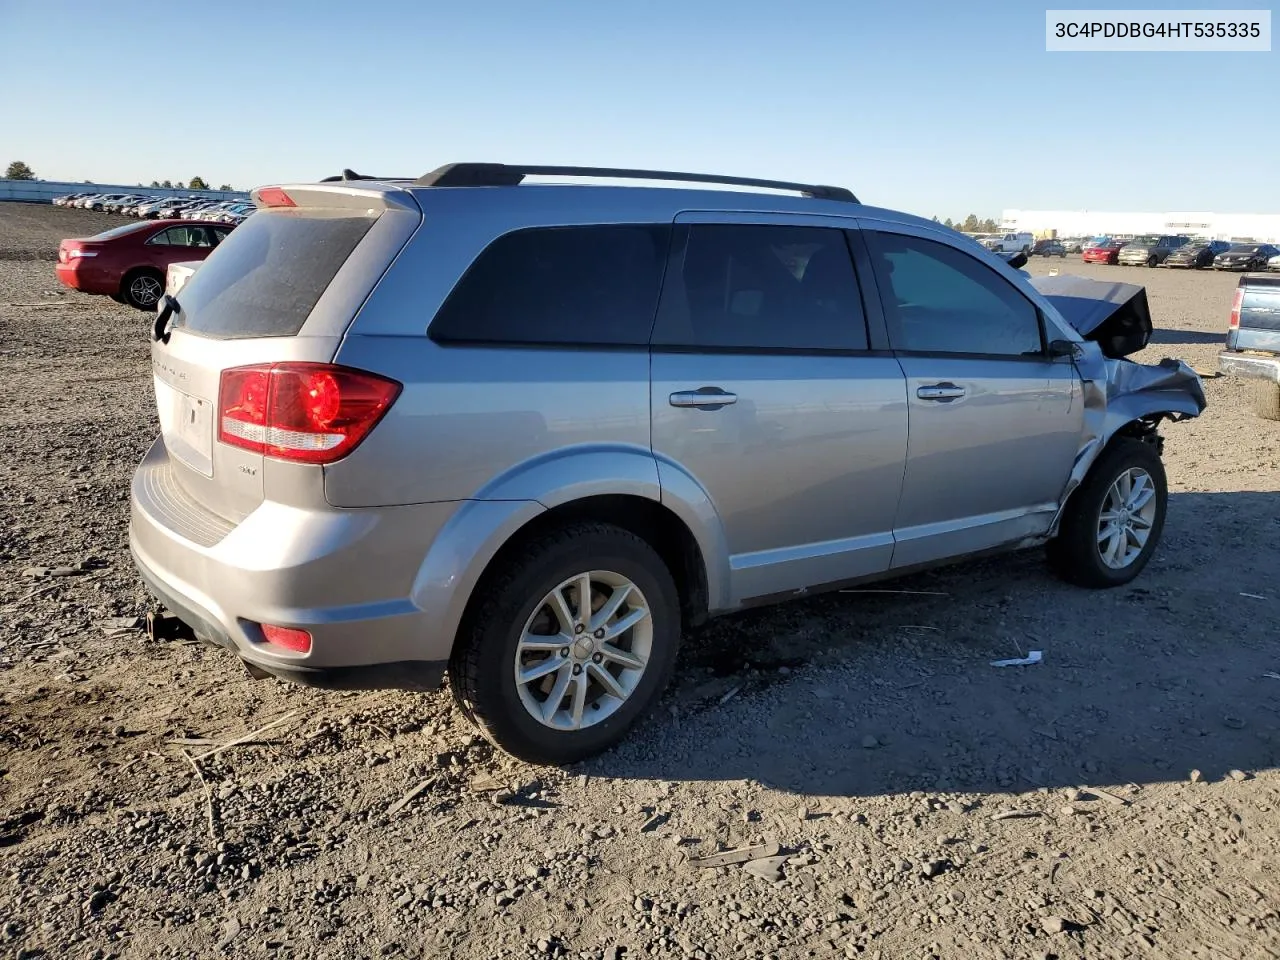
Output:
[
  {"xmin": 980, "ymin": 232, "xmax": 1035, "ymax": 255},
  {"xmin": 166, "ymin": 260, "xmax": 202, "ymax": 296},
  {"xmin": 1269, "ymin": 252, "xmax": 1280, "ymax": 272}
]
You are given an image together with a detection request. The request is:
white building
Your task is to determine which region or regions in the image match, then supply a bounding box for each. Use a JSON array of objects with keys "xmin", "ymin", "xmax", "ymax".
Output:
[{"xmin": 1000, "ymin": 209, "xmax": 1280, "ymax": 243}]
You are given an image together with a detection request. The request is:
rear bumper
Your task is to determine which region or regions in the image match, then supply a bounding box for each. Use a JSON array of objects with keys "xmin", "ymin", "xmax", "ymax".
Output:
[
  {"xmin": 55, "ymin": 261, "xmax": 116, "ymax": 295},
  {"xmin": 1219, "ymin": 351, "xmax": 1280, "ymax": 383},
  {"xmin": 128, "ymin": 436, "xmax": 460, "ymax": 690}
]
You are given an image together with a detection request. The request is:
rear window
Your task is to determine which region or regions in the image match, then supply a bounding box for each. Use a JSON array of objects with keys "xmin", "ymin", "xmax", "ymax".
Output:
[
  {"xmin": 429, "ymin": 225, "xmax": 669, "ymax": 346},
  {"xmin": 174, "ymin": 210, "xmax": 376, "ymax": 338},
  {"xmin": 90, "ymin": 222, "xmax": 155, "ymax": 242}
]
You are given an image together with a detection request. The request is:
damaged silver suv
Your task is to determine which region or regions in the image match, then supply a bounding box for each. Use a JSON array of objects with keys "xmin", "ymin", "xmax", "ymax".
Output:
[{"xmin": 130, "ymin": 163, "xmax": 1206, "ymax": 764}]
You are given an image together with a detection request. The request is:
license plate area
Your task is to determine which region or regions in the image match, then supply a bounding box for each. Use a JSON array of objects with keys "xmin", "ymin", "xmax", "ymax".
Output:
[{"xmin": 155, "ymin": 378, "xmax": 214, "ymax": 476}]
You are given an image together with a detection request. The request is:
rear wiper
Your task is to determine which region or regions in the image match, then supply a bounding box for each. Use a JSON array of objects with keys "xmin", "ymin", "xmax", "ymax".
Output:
[{"xmin": 153, "ymin": 294, "xmax": 181, "ymax": 344}]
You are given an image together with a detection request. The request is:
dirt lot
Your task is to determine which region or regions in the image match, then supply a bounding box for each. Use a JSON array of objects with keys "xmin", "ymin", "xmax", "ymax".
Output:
[{"xmin": 1, "ymin": 204, "xmax": 1277, "ymax": 960}]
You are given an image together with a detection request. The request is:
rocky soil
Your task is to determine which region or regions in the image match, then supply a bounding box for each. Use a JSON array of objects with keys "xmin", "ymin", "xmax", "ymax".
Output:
[{"xmin": 1, "ymin": 205, "xmax": 1277, "ymax": 959}]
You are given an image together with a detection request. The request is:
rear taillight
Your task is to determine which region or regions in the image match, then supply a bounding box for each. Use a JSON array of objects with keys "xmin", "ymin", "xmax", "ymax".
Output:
[
  {"xmin": 1229, "ymin": 288, "xmax": 1244, "ymax": 328},
  {"xmin": 260, "ymin": 624, "xmax": 312, "ymax": 654},
  {"xmin": 218, "ymin": 363, "xmax": 400, "ymax": 464}
]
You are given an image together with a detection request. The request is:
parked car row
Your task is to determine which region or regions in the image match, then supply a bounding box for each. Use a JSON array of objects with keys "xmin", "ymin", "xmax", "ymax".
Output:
[
  {"xmin": 1078, "ymin": 234, "xmax": 1280, "ymax": 270},
  {"xmin": 53, "ymin": 191, "xmax": 254, "ymax": 225}
]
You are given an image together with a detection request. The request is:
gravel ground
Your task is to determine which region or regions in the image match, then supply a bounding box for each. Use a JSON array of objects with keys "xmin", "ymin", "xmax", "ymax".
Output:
[{"xmin": 1, "ymin": 204, "xmax": 1278, "ymax": 960}]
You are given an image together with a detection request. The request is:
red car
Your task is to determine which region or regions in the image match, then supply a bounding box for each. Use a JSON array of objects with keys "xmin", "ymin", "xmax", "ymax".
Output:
[
  {"xmin": 1082, "ymin": 238, "xmax": 1126, "ymax": 264},
  {"xmin": 55, "ymin": 219, "xmax": 234, "ymax": 310}
]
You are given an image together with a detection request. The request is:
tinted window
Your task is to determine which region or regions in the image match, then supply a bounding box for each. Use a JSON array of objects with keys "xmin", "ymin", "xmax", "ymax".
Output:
[
  {"xmin": 651, "ymin": 224, "xmax": 867, "ymax": 351},
  {"xmin": 430, "ymin": 225, "xmax": 668, "ymax": 346},
  {"xmin": 175, "ymin": 210, "xmax": 376, "ymax": 338},
  {"xmin": 866, "ymin": 231, "xmax": 1043, "ymax": 356}
]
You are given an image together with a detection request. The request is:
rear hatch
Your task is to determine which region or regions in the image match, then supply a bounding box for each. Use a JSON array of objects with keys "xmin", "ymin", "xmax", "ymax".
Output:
[
  {"xmin": 1227, "ymin": 274, "xmax": 1280, "ymax": 354},
  {"xmin": 149, "ymin": 184, "xmax": 421, "ymax": 524}
]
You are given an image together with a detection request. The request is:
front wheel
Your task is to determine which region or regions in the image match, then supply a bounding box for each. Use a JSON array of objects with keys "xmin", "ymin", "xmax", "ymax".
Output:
[
  {"xmin": 449, "ymin": 523, "xmax": 681, "ymax": 764},
  {"xmin": 1048, "ymin": 438, "xmax": 1167, "ymax": 588}
]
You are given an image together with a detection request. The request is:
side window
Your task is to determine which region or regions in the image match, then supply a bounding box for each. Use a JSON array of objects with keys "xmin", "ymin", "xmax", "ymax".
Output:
[
  {"xmin": 211, "ymin": 227, "xmax": 230, "ymax": 247},
  {"xmin": 147, "ymin": 228, "xmax": 176, "ymax": 246},
  {"xmin": 865, "ymin": 231, "xmax": 1043, "ymax": 357},
  {"xmin": 651, "ymin": 224, "xmax": 868, "ymax": 351},
  {"xmin": 429, "ymin": 224, "xmax": 669, "ymax": 346}
]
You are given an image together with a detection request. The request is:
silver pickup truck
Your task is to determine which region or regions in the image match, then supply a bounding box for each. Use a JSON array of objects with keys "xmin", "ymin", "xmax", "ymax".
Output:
[{"xmin": 1219, "ymin": 273, "xmax": 1280, "ymax": 419}]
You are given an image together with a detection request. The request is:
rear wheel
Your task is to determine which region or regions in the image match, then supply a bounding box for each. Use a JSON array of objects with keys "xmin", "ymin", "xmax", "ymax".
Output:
[
  {"xmin": 1251, "ymin": 381, "xmax": 1280, "ymax": 421},
  {"xmin": 449, "ymin": 523, "xmax": 681, "ymax": 764},
  {"xmin": 1147, "ymin": 254, "xmax": 1158, "ymax": 267},
  {"xmin": 1048, "ymin": 438, "xmax": 1167, "ymax": 588},
  {"xmin": 121, "ymin": 269, "xmax": 164, "ymax": 310}
]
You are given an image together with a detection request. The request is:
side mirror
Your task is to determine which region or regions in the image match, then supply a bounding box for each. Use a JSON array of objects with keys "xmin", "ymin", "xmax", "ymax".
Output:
[
  {"xmin": 1048, "ymin": 339, "xmax": 1081, "ymax": 360},
  {"xmin": 1005, "ymin": 252, "xmax": 1028, "ymax": 269}
]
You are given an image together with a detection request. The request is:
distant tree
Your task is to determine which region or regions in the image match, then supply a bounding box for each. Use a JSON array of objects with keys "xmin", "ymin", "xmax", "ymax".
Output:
[
  {"xmin": 218, "ymin": 183, "xmax": 232, "ymax": 192},
  {"xmin": 5, "ymin": 160, "xmax": 37, "ymax": 180},
  {"xmin": 931, "ymin": 216, "xmax": 940, "ymax": 223},
  {"xmin": 149, "ymin": 180, "xmax": 161, "ymax": 188},
  {"xmin": 175, "ymin": 181, "xmax": 186, "ymax": 189},
  {"xmin": 978, "ymin": 217, "xmax": 999, "ymax": 233},
  {"xmin": 943, "ymin": 217, "xmax": 955, "ymax": 230},
  {"xmin": 188, "ymin": 176, "xmax": 209, "ymax": 190},
  {"xmin": 961, "ymin": 214, "xmax": 980, "ymax": 233},
  {"xmin": 161, "ymin": 180, "xmax": 173, "ymax": 188}
]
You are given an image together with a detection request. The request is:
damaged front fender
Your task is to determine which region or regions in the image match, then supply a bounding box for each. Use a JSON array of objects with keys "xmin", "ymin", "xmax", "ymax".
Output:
[{"xmin": 1027, "ymin": 274, "xmax": 1208, "ymax": 534}]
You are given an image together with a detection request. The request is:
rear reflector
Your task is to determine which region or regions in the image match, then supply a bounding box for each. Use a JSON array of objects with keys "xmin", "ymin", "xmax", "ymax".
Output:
[
  {"xmin": 260, "ymin": 624, "xmax": 312, "ymax": 654},
  {"xmin": 1229, "ymin": 288, "xmax": 1244, "ymax": 328},
  {"xmin": 256, "ymin": 187, "xmax": 295, "ymax": 208},
  {"xmin": 218, "ymin": 362, "xmax": 401, "ymax": 464}
]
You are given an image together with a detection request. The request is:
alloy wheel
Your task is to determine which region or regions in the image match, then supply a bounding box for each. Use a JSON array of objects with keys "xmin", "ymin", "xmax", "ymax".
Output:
[
  {"xmin": 514, "ymin": 570, "xmax": 653, "ymax": 731},
  {"xmin": 1096, "ymin": 467, "xmax": 1158, "ymax": 569}
]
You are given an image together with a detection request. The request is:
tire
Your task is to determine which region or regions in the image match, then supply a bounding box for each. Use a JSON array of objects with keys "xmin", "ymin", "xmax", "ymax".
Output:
[
  {"xmin": 1251, "ymin": 380, "xmax": 1280, "ymax": 421},
  {"xmin": 1147, "ymin": 255, "xmax": 1158, "ymax": 267},
  {"xmin": 109, "ymin": 293, "xmax": 126, "ymax": 305},
  {"xmin": 1048, "ymin": 437, "xmax": 1167, "ymax": 588},
  {"xmin": 121, "ymin": 269, "xmax": 164, "ymax": 311},
  {"xmin": 448, "ymin": 522, "xmax": 681, "ymax": 764}
]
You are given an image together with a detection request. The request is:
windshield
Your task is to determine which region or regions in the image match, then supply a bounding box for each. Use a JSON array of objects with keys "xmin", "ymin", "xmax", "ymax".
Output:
[
  {"xmin": 1129, "ymin": 236, "xmax": 1159, "ymax": 246},
  {"xmin": 1226, "ymin": 245, "xmax": 1260, "ymax": 253}
]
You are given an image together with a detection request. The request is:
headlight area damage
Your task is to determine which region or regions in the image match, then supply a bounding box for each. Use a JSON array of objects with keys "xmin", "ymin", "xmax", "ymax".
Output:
[{"xmin": 1029, "ymin": 274, "xmax": 1207, "ymax": 528}]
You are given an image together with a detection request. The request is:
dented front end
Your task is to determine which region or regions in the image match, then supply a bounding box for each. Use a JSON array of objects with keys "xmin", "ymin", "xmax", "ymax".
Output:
[{"xmin": 1029, "ymin": 274, "xmax": 1207, "ymax": 528}]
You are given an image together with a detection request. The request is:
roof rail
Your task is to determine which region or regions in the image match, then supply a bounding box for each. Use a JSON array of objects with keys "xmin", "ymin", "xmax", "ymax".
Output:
[
  {"xmin": 319, "ymin": 169, "xmax": 412, "ymax": 183},
  {"xmin": 414, "ymin": 163, "xmax": 858, "ymax": 203}
]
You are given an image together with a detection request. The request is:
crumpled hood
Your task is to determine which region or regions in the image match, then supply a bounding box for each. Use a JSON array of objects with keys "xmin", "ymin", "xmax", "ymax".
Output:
[{"xmin": 1027, "ymin": 274, "xmax": 1153, "ymax": 358}]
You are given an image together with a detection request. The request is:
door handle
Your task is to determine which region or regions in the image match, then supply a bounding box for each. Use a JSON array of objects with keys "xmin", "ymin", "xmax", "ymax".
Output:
[
  {"xmin": 670, "ymin": 388, "xmax": 738, "ymax": 409},
  {"xmin": 916, "ymin": 383, "xmax": 966, "ymax": 401}
]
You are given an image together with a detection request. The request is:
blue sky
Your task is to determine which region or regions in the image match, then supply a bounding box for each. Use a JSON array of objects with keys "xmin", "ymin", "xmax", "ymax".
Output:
[{"xmin": 1, "ymin": 0, "xmax": 1275, "ymax": 216}]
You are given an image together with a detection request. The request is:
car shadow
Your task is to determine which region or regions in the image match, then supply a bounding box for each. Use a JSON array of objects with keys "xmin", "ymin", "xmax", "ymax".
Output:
[
  {"xmin": 589, "ymin": 491, "xmax": 1280, "ymax": 797},
  {"xmin": 1149, "ymin": 329, "xmax": 1225, "ymax": 346}
]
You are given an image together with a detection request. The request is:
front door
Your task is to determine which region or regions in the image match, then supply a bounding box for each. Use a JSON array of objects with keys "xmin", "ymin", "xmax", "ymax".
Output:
[
  {"xmin": 860, "ymin": 225, "xmax": 1083, "ymax": 568},
  {"xmin": 650, "ymin": 216, "xmax": 908, "ymax": 604}
]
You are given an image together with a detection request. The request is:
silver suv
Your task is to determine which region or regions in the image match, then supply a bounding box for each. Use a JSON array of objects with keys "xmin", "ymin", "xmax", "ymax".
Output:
[{"xmin": 130, "ymin": 163, "xmax": 1206, "ymax": 763}]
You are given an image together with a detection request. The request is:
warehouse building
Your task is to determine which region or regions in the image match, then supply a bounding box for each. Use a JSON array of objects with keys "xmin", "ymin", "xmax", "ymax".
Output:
[{"xmin": 1000, "ymin": 210, "xmax": 1280, "ymax": 243}]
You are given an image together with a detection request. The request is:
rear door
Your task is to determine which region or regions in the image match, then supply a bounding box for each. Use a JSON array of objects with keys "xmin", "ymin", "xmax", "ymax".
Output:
[
  {"xmin": 859, "ymin": 222, "xmax": 1083, "ymax": 568},
  {"xmin": 150, "ymin": 187, "xmax": 421, "ymax": 523},
  {"xmin": 650, "ymin": 213, "xmax": 908, "ymax": 604}
]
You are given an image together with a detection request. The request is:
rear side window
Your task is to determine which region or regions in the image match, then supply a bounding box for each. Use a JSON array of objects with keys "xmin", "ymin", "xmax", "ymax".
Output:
[
  {"xmin": 866, "ymin": 231, "xmax": 1043, "ymax": 356},
  {"xmin": 651, "ymin": 224, "xmax": 868, "ymax": 351},
  {"xmin": 430, "ymin": 225, "xmax": 669, "ymax": 346},
  {"xmin": 175, "ymin": 210, "xmax": 376, "ymax": 338}
]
